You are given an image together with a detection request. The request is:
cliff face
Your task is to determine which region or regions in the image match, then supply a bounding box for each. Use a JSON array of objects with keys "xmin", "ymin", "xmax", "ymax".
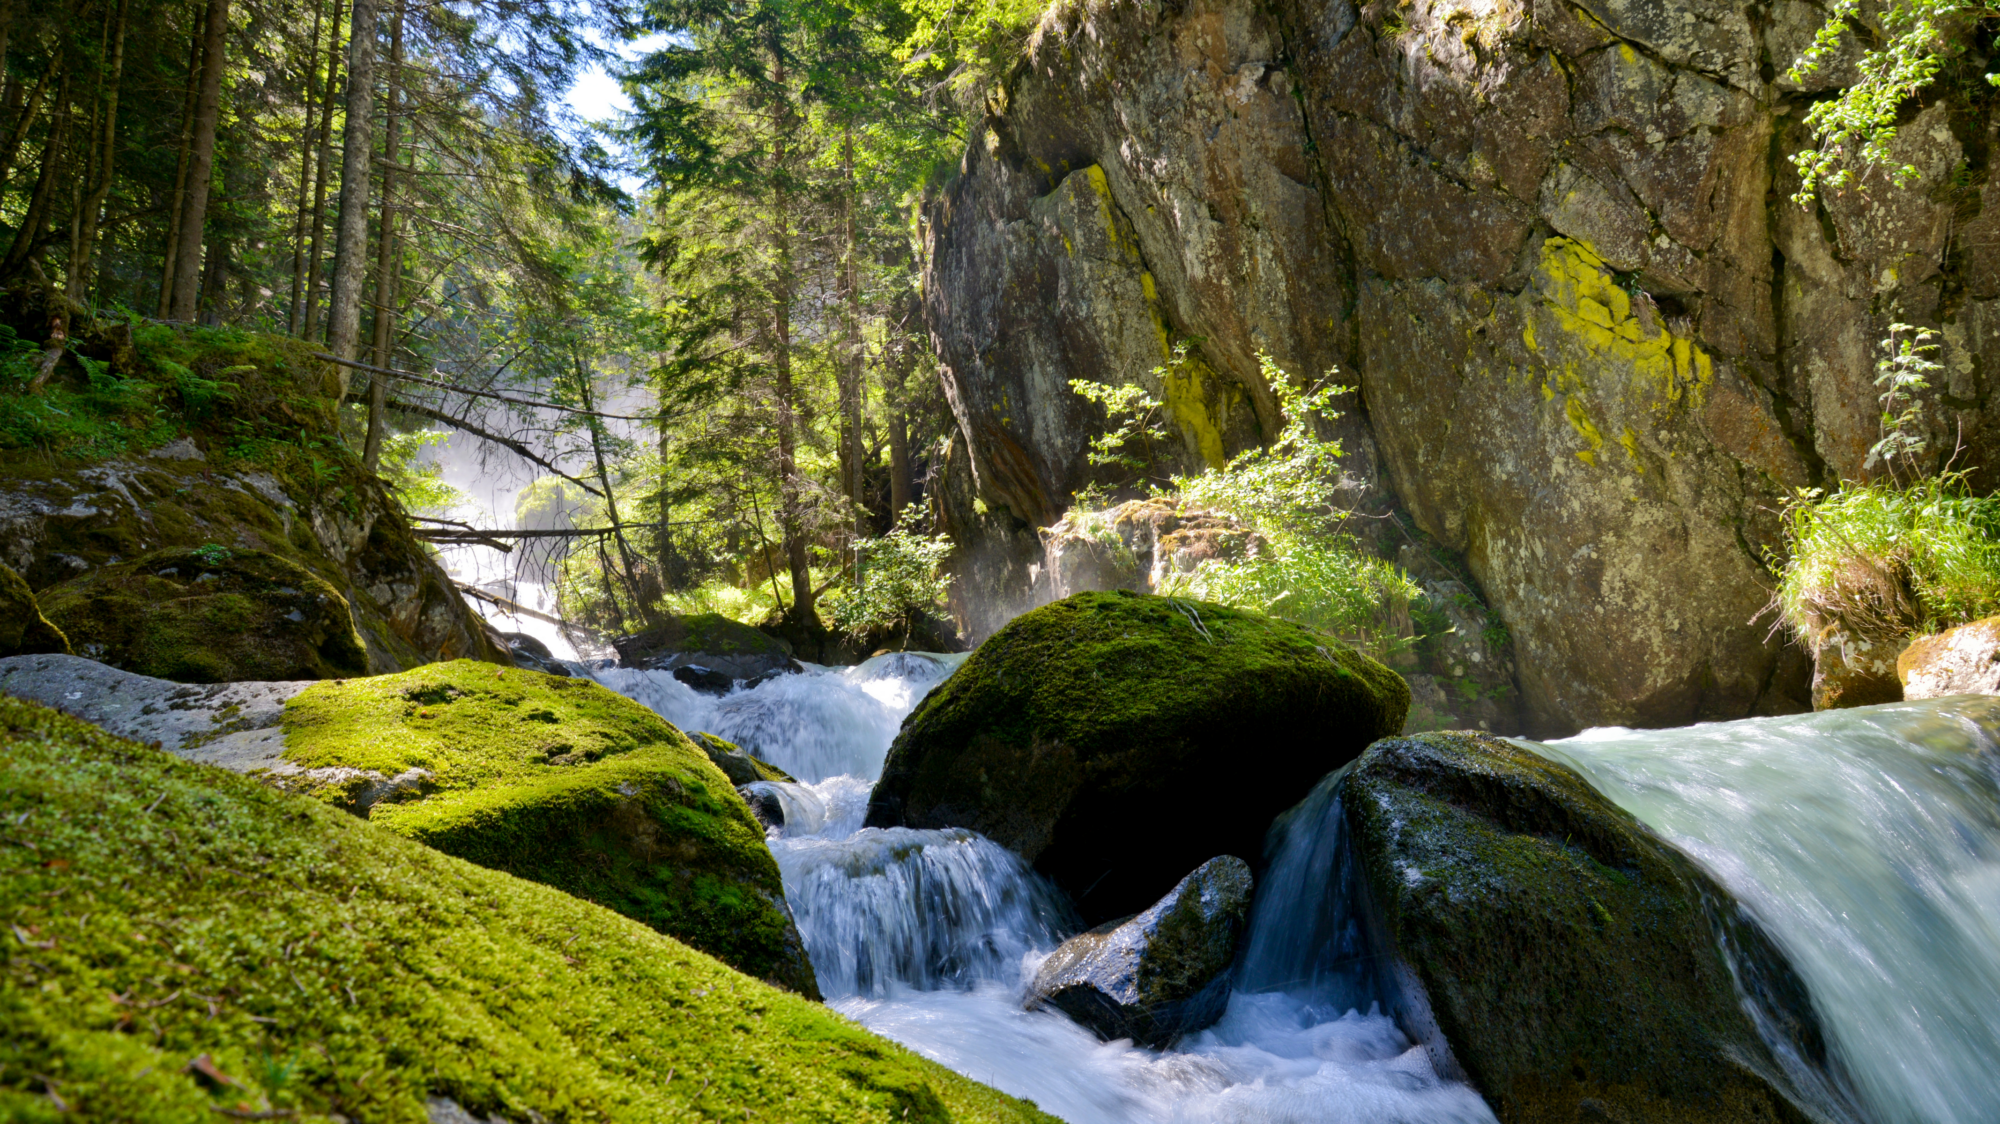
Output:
[{"xmin": 924, "ymin": 0, "xmax": 1999, "ymax": 734}]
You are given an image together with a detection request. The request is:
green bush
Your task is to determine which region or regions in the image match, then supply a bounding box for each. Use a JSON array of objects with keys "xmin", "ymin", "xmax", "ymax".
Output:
[
  {"xmin": 826, "ymin": 505, "xmax": 954, "ymax": 642},
  {"xmin": 1772, "ymin": 476, "xmax": 2000, "ymax": 650}
]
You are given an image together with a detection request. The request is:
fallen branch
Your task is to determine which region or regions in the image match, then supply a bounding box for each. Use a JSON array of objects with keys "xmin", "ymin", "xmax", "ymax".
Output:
[
  {"xmin": 325, "ymin": 354, "xmax": 657, "ymax": 421},
  {"xmin": 383, "ymin": 398, "xmax": 603, "ymax": 498},
  {"xmin": 414, "ymin": 527, "xmax": 621, "ymax": 540},
  {"xmin": 454, "ymin": 581, "xmax": 580, "ymax": 633}
]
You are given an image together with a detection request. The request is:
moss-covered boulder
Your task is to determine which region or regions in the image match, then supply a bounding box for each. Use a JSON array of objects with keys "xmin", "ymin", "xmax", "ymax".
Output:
[
  {"xmin": 0, "ymin": 694, "xmax": 1059, "ymax": 1123},
  {"xmin": 1342, "ymin": 732, "xmax": 1852, "ymax": 1124},
  {"xmin": 0, "ymin": 561, "xmax": 68, "ymax": 658},
  {"xmin": 614, "ymin": 611, "xmax": 799, "ymax": 679},
  {"xmin": 865, "ymin": 590, "xmax": 1408, "ymax": 922},
  {"xmin": 36, "ymin": 546, "xmax": 368, "ymax": 682},
  {"xmin": 692, "ymin": 730, "xmax": 795, "ymax": 786},
  {"xmin": 281, "ymin": 660, "xmax": 818, "ymax": 996}
]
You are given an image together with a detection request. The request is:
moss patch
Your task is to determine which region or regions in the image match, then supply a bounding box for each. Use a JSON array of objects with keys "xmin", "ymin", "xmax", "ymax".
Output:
[
  {"xmin": 37, "ymin": 547, "xmax": 367, "ymax": 683},
  {"xmin": 281, "ymin": 660, "xmax": 817, "ymax": 995},
  {"xmin": 869, "ymin": 590, "xmax": 1408, "ymax": 922},
  {"xmin": 0, "ymin": 695, "xmax": 1059, "ymax": 1123},
  {"xmin": 1341, "ymin": 733, "xmax": 1843, "ymax": 1124},
  {"xmin": 0, "ymin": 560, "xmax": 69, "ymax": 658}
]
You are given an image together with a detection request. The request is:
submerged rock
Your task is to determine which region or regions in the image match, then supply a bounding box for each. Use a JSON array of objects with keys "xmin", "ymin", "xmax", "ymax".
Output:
[
  {"xmin": 1025, "ymin": 855, "xmax": 1251, "ymax": 1047},
  {"xmin": 1342, "ymin": 732, "xmax": 1856, "ymax": 1124},
  {"xmin": 1898, "ymin": 616, "xmax": 2000, "ymax": 700},
  {"xmin": 0, "ymin": 694, "xmax": 1059, "ymax": 1123},
  {"xmin": 867, "ymin": 590, "xmax": 1407, "ymax": 923},
  {"xmin": 37, "ymin": 546, "xmax": 369, "ymax": 682},
  {"xmin": 0, "ymin": 560, "xmax": 68, "ymax": 658}
]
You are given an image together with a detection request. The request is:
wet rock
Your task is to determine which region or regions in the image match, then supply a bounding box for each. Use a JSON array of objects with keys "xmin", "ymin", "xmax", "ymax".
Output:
[
  {"xmin": 1812, "ymin": 630, "xmax": 1906, "ymax": 710},
  {"xmin": 496, "ymin": 630, "xmax": 571, "ymax": 677},
  {"xmin": 613, "ymin": 612, "xmax": 800, "ymax": 680},
  {"xmin": 673, "ymin": 664, "xmax": 735, "ymax": 696},
  {"xmin": 867, "ymin": 590, "xmax": 1407, "ymax": 923},
  {"xmin": 36, "ymin": 546, "xmax": 369, "ymax": 683},
  {"xmin": 1342, "ymin": 732, "xmax": 1857, "ymax": 1124},
  {"xmin": 1898, "ymin": 616, "xmax": 2000, "ymax": 700},
  {"xmin": 0, "ymin": 560, "xmax": 68, "ymax": 658},
  {"xmin": 691, "ymin": 730, "xmax": 794, "ymax": 787},
  {"xmin": 1025, "ymin": 855, "xmax": 1252, "ymax": 1047}
]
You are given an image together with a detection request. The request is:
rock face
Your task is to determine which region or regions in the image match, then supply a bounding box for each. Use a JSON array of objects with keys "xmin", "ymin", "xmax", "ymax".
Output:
[
  {"xmin": 0, "ymin": 652, "xmax": 818, "ymax": 997},
  {"xmin": 0, "ymin": 438, "xmax": 499, "ymax": 674},
  {"xmin": 865, "ymin": 590, "xmax": 1407, "ymax": 922},
  {"xmin": 38, "ymin": 547, "xmax": 369, "ymax": 682},
  {"xmin": 1025, "ymin": 855, "xmax": 1252, "ymax": 1047},
  {"xmin": 1342, "ymin": 732, "xmax": 1856, "ymax": 1124},
  {"xmin": 0, "ymin": 560, "xmax": 67, "ymax": 658},
  {"xmin": 0, "ymin": 694, "xmax": 1059, "ymax": 1124},
  {"xmin": 1812, "ymin": 630, "xmax": 1907, "ymax": 710},
  {"xmin": 1899, "ymin": 616, "xmax": 2000, "ymax": 700},
  {"xmin": 924, "ymin": 0, "xmax": 1999, "ymax": 734}
]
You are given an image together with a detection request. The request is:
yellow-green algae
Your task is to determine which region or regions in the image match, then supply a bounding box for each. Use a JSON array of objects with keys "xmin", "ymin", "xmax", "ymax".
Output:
[
  {"xmin": 280, "ymin": 660, "xmax": 817, "ymax": 996},
  {"xmin": 0, "ymin": 695, "xmax": 1059, "ymax": 1123}
]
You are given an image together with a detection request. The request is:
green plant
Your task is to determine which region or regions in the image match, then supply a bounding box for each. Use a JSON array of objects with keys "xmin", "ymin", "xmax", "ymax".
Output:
[
  {"xmin": 190, "ymin": 543, "xmax": 234, "ymax": 566},
  {"xmin": 825, "ymin": 505, "xmax": 955, "ymax": 643},
  {"xmin": 1786, "ymin": 0, "xmax": 1999, "ymax": 206},
  {"xmin": 1771, "ymin": 474, "xmax": 2000, "ymax": 650},
  {"xmin": 1867, "ymin": 322, "xmax": 1944, "ymax": 480},
  {"xmin": 378, "ymin": 429, "xmax": 466, "ymax": 515}
]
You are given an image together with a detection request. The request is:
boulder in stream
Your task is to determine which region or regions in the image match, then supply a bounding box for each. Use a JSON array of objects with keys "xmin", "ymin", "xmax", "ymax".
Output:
[
  {"xmin": 1025, "ymin": 855, "xmax": 1251, "ymax": 1047},
  {"xmin": 613, "ymin": 612, "xmax": 802, "ymax": 680},
  {"xmin": 867, "ymin": 590, "xmax": 1407, "ymax": 922},
  {"xmin": 1342, "ymin": 732, "xmax": 1857, "ymax": 1124},
  {"xmin": 1898, "ymin": 615, "xmax": 2000, "ymax": 700}
]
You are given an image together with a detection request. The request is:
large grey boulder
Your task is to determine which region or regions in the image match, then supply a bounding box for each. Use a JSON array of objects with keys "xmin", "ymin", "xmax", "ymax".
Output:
[
  {"xmin": 1025, "ymin": 855, "xmax": 1252, "ymax": 1047},
  {"xmin": 1898, "ymin": 617, "xmax": 2000, "ymax": 700}
]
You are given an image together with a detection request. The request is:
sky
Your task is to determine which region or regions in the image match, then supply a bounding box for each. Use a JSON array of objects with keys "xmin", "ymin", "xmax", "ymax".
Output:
[{"xmin": 561, "ymin": 33, "xmax": 669, "ymax": 193}]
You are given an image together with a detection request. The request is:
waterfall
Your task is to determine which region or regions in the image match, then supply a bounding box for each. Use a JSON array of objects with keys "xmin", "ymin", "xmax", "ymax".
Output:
[{"xmin": 1530, "ymin": 697, "xmax": 2000, "ymax": 1124}]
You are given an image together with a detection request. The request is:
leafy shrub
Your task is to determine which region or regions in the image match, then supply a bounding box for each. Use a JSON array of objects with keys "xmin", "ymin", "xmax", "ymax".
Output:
[
  {"xmin": 1772, "ymin": 475, "xmax": 2000, "ymax": 650},
  {"xmin": 378, "ymin": 429, "xmax": 465, "ymax": 515},
  {"xmin": 825, "ymin": 506, "xmax": 954, "ymax": 642}
]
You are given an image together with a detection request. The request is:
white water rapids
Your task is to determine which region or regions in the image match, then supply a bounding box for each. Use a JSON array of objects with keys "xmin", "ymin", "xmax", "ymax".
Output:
[{"xmin": 585, "ymin": 656, "xmax": 2000, "ymax": 1124}]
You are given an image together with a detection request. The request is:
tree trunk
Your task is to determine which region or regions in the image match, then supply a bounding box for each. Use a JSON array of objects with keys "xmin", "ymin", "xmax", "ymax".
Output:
[
  {"xmin": 326, "ymin": 0, "xmax": 378, "ymax": 374},
  {"xmin": 361, "ymin": 0, "xmax": 403, "ymax": 472},
  {"xmin": 286, "ymin": 0, "xmax": 328, "ymax": 335},
  {"xmin": 1, "ymin": 70, "xmax": 70, "ymax": 279},
  {"xmin": 302, "ymin": 0, "xmax": 344, "ymax": 341},
  {"xmin": 155, "ymin": 31, "xmax": 199, "ymax": 316},
  {"xmin": 839, "ymin": 122, "xmax": 866, "ymax": 548},
  {"xmin": 577, "ymin": 349, "xmax": 652, "ymax": 624},
  {"xmin": 0, "ymin": 46, "xmax": 53, "ymax": 195},
  {"xmin": 69, "ymin": 0, "xmax": 129, "ymax": 306},
  {"xmin": 165, "ymin": 0, "xmax": 231, "ymax": 322},
  {"xmin": 769, "ymin": 47, "xmax": 812, "ymax": 624}
]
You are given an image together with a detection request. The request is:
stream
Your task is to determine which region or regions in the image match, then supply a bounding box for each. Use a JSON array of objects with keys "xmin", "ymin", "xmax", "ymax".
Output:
[{"xmin": 586, "ymin": 657, "xmax": 2000, "ymax": 1124}]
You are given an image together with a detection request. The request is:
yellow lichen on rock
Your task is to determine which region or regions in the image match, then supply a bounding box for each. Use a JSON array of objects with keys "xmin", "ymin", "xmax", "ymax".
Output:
[{"xmin": 1528, "ymin": 237, "xmax": 1713, "ymax": 410}]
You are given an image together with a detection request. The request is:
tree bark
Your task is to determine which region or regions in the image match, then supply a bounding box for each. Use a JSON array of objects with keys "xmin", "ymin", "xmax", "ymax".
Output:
[
  {"xmin": 0, "ymin": 42, "xmax": 52, "ymax": 195},
  {"xmin": 575, "ymin": 349, "xmax": 652, "ymax": 624},
  {"xmin": 69, "ymin": 0, "xmax": 129, "ymax": 306},
  {"xmin": 326, "ymin": 0, "xmax": 378, "ymax": 374},
  {"xmin": 839, "ymin": 122, "xmax": 866, "ymax": 547},
  {"xmin": 165, "ymin": 0, "xmax": 230, "ymax": 322},
  {"xmin": 769, "ymin": 46, "xmax": 812, "ymax": 624},
  {"xmin": 286, "ymin": 0, "xmax": 328, "ymax": 335},
  {"xmin": 155, "ymin": 30, "xmax": 199, "ymax": 316},
  {"xmin": 302, "ymin": 0, "xmax": 344, "ymax": 341},
  {"xmin": 1, "ymin": 70, "xmax": 70, "ymax": 279},
  {"xmin": 361, "ymin": 0, "xmax": 403, "ymax": 471}
]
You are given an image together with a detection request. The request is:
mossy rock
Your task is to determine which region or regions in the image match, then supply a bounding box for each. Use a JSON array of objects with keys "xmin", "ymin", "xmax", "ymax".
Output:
[
  {"xmin": 692, "ymin": 730, "xmax": 796, "ymax": 786},
  {"xmin": 0, "ymin": 694, "xmax": 1060, "ymax": 1124},
  {"xmin": 0, "ymin": 561, "xmax": 69, "ymax": 658},
  {"xmin": 866, "ymin": 590, "xmax": 1409, "ymax": 922},
  {"xmin": 1341, "ymin": 732, "xmax": 1851, "ymax": 1124},
  {"xmin": 37, "ymin": 547, "xmax": 367, "ymax": 682},
  {"xmin": 281, "ymin": 660, "xmax": 818, "ymax": 996},
  {"xmin": 613, "ymin": 612, "xmax": 797, "ymax": 678}
]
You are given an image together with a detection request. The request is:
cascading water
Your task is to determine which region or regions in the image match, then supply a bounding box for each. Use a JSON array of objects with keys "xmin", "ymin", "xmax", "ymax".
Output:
[
  {"xmin": 1529, "ymin": 698, "xmax": 2000, "ymax": 1124},
  {"xmin": 590, "ymin": 652, "xmax": 2000, "ymax": 1124}
]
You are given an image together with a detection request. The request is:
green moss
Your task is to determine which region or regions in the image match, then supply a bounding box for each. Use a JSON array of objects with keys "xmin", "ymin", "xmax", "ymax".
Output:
[
  {"xmin": 873, "ymin": 590, "xmax": 1408, "ymax": 922},
  {"xmin": 0, "ymin": 695, "xmax": 1059, "ymax": 1124},
  {"xmin": 37, "ymin": 547, "xmax": 368, "ymax": 683},
  {"xmin": 1343, "ymin": 733, "xmax": 1833, "ymax": 1124},
  {"xmin": 692, "ymin": 731, "xmax": 797, "ymax": 785},
  {"xmin": 282, "ymin": 661, "xmax": 817, "ymax": 995},
  {"xmin": 0, "ymin": 560, "xmax": 69, "ymax": 658}
]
